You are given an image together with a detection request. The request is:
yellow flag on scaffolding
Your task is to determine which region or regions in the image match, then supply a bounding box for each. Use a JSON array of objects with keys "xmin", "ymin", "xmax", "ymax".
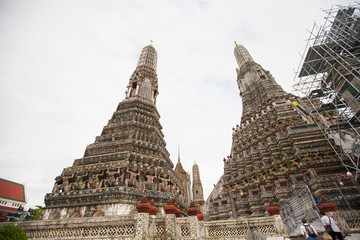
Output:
[{"xmin": 292, "ymin": 101, "xmax": 299, "ymax": 106}]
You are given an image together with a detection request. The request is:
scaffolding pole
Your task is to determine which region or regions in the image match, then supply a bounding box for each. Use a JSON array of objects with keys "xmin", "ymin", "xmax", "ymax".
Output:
[{"xmin": 293, "ymin": 3, "xmax": 360, "ymax": 180}]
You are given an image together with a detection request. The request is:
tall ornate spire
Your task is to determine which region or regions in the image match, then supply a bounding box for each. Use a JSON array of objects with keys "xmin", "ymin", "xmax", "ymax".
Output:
[
  {"xmin": 192, "ymin": 162, "xmax": 204, "ymax": 208},
  {"xmin": 205, "ymin": 41, "xmax": 359, "ymax": 221},
  {"xmin": 44, "ymin": 44, "xmax": 189, "ymax": 219},
  {"xmin": 178, "ymin": 145, "xmax": 181, "ymax": 164},
  {"xmin": 234, "ymin": 41, "xmax": 254, "ymax": 70},
  {"xmin": 126, "ymin": 43, "xmax": 158, "ymax": 104},
  {"xmin": 234, "ymin": 43, "xmax": 286, "ymax": 117}
]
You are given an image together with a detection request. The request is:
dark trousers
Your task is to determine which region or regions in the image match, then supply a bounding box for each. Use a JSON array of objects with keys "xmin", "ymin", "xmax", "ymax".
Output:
[
  {"xmin": 307, "ymin": 236, "xmax": 319, "ymax": 240},
  {"xmin": 329, "ymin": 231, "xmax": 343, "ymax": 240}
]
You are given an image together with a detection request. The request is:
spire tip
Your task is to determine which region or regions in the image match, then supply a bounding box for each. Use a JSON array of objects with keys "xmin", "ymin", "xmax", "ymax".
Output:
[{"xmin": 177, "ymin": 145, "xmax": 180, "ymax": 163}]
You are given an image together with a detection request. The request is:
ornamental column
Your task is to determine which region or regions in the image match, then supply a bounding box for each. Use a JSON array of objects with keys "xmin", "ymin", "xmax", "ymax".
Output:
[
  {"xmin": 187, "ymin": 201, "xmax": 201, "ymax": 240},
  {"xmin": 135, "ymin": 196, "xmax": 151, "ymax": 240},
  {"xmin": 135, "ymin": 213, "xmax": 150, "ymax": 240},
  {"xmin": 267, "ymin": 200, "xmax": 286, "ymax": 236},
  {"xmin": 192, "ymin": 162, "xmax": 205, "ymax": 209},
  {"xmin": 164, "ymin": 199, "xmax": 177, "ymax": 239}
]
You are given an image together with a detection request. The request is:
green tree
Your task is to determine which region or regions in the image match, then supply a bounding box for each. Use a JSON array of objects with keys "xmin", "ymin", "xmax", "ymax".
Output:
[
  {"xmin": 30, "ymin": 205, "xmax": 42, "ymax": 220},
  {"xmin": 0, "ymin": 223, "xmax": 28, "ymax": 240}
]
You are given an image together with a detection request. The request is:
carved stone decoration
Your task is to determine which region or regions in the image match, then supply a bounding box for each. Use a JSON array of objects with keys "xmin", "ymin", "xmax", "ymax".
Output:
[
  {"xmin": 104, "ymin": 167, "xmax": 119, "ymax": 187},
  {"xmin": 148, "ymin": 199, "xmax": 158, "ymax": 216},
  {"xmin": 52, "ymin": 176, "xmax": 63, "ymax": 194},
  {"xmin": 136, "ymin": 196, "xmax": 151, "ymax": 214},
  {"xmin": 174, "ymin": 202, "xmax": 181, "ymax": 217},
  {"xmin": 44, "ymin": 44, "xmax": 190, "ymax": 219},
  {"xmin": 87, "ymin": 170, "xmax": 103, "ymax": 189},
  {"xmin": 72, "ymin": 171, "xmax": 88, "ymax": 190},
  {"xmin": 196, "ymin": 208, "xmax": 204, "ymax": 221},
  {"xmin": 320, "ymin": 196, "xmax": 336, "ymax": 213},
  {"xmin": 164, "ymin": 199, "xmax": 177, "ymax": 215},
  {"xmin": 267, "ymin": 200, "xmax": 280, "ymax": 216},
  {"xmin": 186, "ymin": 202, "xmax": 198, "ymax": 216},
  {"xmin": 62, "ymin": 172, "xmax": 74, "ymax": 192},
  {"xmin": 204, "ymin": 42, "xmax": 359, "ymax": 220}
]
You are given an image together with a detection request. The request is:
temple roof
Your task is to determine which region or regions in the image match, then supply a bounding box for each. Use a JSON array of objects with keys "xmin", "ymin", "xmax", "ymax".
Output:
[
  {"xmin": 175, "ymin": 159, "xmax": 187, "ymax": 175},
  {"xmin": 174, "ymin": 147, "xmax": 190, "ymax": 181}
]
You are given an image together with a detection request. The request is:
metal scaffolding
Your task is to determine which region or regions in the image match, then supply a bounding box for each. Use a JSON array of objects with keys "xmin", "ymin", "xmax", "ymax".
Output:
[{"xmin": 293, "ymin": 3, "xmax": 360, "ymax": 180}]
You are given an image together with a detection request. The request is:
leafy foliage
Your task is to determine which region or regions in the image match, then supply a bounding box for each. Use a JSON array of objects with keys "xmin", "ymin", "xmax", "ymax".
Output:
[
  {"xmin": 30, "ymin": 205, "xmax": 42, "ymax": 220},
  {"xmin": 0, "ymin": 223, "xmax": 28, "ymax": 240}
]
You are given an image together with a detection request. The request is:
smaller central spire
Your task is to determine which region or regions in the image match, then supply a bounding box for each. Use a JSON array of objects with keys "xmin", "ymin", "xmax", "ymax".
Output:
[
  {"xmin": 126, "ymin": 43, "xmax": 159, "ymax": 104},
  {"xmin": 233, "ymin": 42, "xmax": 286, "ymax": 117},
  {"xmin": 136, "ymin": 44, "xmax": 157, "ymax": 72},
  {"xmin": 192, "ymin": 162, "xmax": 204, "ymax": 208},
  {"xmin": 234, "ymin": 43, "xmax": 254, "ymax": 70}
]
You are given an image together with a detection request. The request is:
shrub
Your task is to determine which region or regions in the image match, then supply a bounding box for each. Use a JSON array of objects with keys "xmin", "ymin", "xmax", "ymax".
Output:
[{"xmin": 0, "ymin": 223, "xmax": 28, "ymax": 240}]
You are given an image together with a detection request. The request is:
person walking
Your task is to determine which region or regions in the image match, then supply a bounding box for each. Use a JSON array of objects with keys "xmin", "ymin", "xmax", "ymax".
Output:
[
  {"xmin": 320, "ymin": 211, "xmax": 343, "ymax": 240},
  {"xmin": 300, "ymin": 218, "xmax": 320, "ymax": 240}
]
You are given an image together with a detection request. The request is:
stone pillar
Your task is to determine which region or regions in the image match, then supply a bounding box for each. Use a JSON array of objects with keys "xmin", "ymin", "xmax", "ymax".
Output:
[
  {"xmin": 229, "ymin": 191, "xmax": 238, "ymax": 219},
  {"xmin": 189, "ymin": 216, "xmax": 200, "ymax": 240},
  {"xmin": 267, "ymin": 201, "xmax": 287, "ymax": 237},
  {"xmin": 135, "ymin": 212, "xmax": 150, "ymax": 240},
  {"xmin": 165, "ymin": 214, "xmax": 176, "ymax": 240},
  {"xmin": 273, "ymin": 214, "xmax": 286, "ymax": 236},
  {"xmin": 148, "ymin": 215, "xmax": 156, "ymax": 238}
]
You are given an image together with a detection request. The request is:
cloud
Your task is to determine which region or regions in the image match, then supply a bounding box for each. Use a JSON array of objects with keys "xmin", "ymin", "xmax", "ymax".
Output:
[{"xmin": 0, "ymin": 0, "xmax": 354, "ymax": 208}]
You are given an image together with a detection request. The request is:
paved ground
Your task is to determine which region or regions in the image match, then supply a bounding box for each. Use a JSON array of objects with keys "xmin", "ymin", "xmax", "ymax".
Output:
[
  {"xmin": 344, "ymin": 233, "xmax": 360, "ymax": 239},
  {"xmin": 286, "ymin": 233, "xmax": 360, "ymax": 239}
]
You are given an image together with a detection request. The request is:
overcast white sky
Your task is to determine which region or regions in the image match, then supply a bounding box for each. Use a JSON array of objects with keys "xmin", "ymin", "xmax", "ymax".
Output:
[{"xmin": 0, "ymin": 0, "xmax": 355, "ymax": 209}]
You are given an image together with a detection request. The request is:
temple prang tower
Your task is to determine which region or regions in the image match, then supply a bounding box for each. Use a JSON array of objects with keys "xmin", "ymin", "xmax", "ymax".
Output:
[
  {"xmin": 205, "ymin": 42, "xmax": 360, "ymax": 220},
  {"xmin": 43, "ymin": 43, "xmax": 191, "ymax": 220},
  {"xmin": 174, "ymin": 146, "xmax": 192, "ymax": 207},
  {"xmin": 192, "ymin": 161, "xmax": 204, "ymax": 209},
  {"xmin": 125, "ymin": 43, "xmax": 159, "ymax": 104},
  {"xmin": 234, "ymin": 41, "xmax": 287, "ymax": 116}
]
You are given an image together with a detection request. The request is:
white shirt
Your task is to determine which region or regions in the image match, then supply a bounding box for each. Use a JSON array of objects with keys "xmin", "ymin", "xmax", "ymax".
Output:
[
  {"xmin": 300, "ymin": 223, "xmax": 318, "ymax": 238},
  {"xmin": 321, "ymin": 215, "xmax": 341, "ymax": 232}
]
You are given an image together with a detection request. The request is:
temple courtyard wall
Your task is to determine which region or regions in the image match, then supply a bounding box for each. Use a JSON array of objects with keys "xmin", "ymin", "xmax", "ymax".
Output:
[
  {"xmin": 2, "ymin": 214, "xmax": 285, "ymax": 239},
  {"xmin": 1, "ymin": 210, "xmax": 359, "ymax": 239}
]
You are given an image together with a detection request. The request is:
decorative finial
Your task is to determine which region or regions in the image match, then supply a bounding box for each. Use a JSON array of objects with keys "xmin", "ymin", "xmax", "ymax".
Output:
[
  {"xmin": 150, "ymin": 40, "xmax": 153, "ymax": 45},
  {"xmin": 194, "ymin": 158, "xmax": 196, "ymax": 164},
  {"xmin": 234, "ymin": 41, "xmax": 238, "ymax": 46},
  {"xmin": 178, "ymin": 145, "xmax": 181, "ymax": 163}
]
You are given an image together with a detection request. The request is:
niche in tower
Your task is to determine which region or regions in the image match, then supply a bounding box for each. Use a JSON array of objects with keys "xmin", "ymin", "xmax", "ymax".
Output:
[
  {"xmin": 130, "ymin": 82, "xmax": 137, "ymax": 97},
  {"xmin": 153, "ymin": 90, "xmax": 158, "ymax": 104}
]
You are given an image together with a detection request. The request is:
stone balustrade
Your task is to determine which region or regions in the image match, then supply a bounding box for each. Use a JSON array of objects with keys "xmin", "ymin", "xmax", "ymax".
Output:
[
  {"xmin": 331, "ymin": 210, "xmax": 360, "ymax": 234},
  {"xmin": 7, "ymin": 215, "xmax": 136, "ymax": 240},
  {"xmin": 1, "ymin": 213, "xmax": 289, "ymax": 239},
  {"xmin": 202, "ymin": 215, "xmax": 286, "ymax": 239}
]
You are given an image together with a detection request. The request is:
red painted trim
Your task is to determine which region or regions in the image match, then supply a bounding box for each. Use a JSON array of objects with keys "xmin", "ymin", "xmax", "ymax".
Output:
[{"xmin": 0, "ymin": 178, "xmax": 26, "ymax": 202}]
